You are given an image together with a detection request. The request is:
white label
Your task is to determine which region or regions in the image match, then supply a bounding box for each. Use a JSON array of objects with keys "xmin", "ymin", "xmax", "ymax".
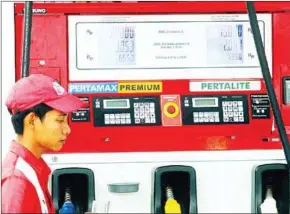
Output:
[
  {"xmin": 52, "ymin": 81, "xmax": 65, "ymax": 95},
  {"xmin": 189, "ymin": 81, "xmax": 261, "ymax": 91}
]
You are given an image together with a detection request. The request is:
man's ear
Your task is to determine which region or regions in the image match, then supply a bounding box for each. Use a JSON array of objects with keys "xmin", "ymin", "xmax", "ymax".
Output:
[{"xmin": 24, "ymin": 112, "xmax": 37, "ymax": 129}]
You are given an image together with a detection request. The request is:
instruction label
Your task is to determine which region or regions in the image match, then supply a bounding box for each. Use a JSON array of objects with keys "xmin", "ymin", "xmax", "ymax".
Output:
[
  {"xmin": 251, "ymin": 94, "xmax": 270, "ymax": 119},
  {"xmin": 190, "ymin": 81, "xmax": 261, "ymax": 92},
  {"xmin": 118, "ymin": 82, "xmax": 162, "ymax": 93},
  {"xmin": 71, "ymin": 97, "xmax": 90, "ymax": 122}
]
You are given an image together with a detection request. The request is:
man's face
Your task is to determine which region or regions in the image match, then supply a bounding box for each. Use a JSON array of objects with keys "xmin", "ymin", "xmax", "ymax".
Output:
[{"xmin": 34, "ymin": 110, "xmax": 71, "ymax": 152}]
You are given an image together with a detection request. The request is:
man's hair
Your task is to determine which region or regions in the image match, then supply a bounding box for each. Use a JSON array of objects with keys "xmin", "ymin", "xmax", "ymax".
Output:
[{"xmin": 8, "ymin": 103, "xmax": 53, "ymax": 135}]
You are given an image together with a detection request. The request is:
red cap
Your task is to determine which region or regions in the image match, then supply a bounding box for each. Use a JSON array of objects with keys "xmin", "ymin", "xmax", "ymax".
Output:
[{"xmin": 6, "ymin": 74, "xmax": 85, "ymax": 114}]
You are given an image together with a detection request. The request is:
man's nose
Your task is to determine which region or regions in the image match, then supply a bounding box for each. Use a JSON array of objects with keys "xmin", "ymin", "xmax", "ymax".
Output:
[{"xmin": 63, "ymin": 122, "xmax": 71, "ymax": 136}]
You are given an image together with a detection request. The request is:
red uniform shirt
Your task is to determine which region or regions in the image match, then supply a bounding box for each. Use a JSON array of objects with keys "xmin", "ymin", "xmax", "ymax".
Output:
[{"xmin": 1, "ymin": 141, "xmax": 56, "ymax": 213}]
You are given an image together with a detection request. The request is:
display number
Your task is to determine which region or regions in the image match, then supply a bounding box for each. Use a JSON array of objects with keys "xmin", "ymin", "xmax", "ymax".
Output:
[{"xmin": 117, "ymin": 26, "xmax": 136, "ymax": 65}]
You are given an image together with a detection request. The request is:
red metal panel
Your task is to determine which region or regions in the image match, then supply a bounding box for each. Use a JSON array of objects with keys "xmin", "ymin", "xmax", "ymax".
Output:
[
  {"xmin": 15, "ymin": 15, "xmax": 68, "ymax": 89},
  {"xmin": 14, "ymin": 2, "xmax": 290, "ymax": 15},
  {"xmin": 62, "ymin": 79, "xmax": 280, "ymax": 154},
  {"xmin": 272, "ymin": 13, "xmax": 290, "ymax": 135}
]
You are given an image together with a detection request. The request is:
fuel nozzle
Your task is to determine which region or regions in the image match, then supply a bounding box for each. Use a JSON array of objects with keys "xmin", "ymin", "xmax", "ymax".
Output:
[
  {"xmin": 59, "ymin": 187, "xmax": 75, "ymax": 214},
  {"xmin": 164, "ymin": 186, "xmax": 182, "ymax": 214},
  {"xmin": 260, "ymin": 185, "xmax": 278, "ymax": 214},
  {"xmin": 65, "ymin": 188, "xmax": 73, "ymax": 202}
]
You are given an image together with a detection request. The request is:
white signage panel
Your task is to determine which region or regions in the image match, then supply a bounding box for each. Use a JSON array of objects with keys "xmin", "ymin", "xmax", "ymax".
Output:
[{"xmin": 68, "ymin": 14, "xmax": 272, "ymax": 81}]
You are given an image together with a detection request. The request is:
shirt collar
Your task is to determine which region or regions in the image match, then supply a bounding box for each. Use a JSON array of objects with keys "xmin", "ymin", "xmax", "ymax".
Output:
[{"xmin": 9, "ymin": 140, "xmax": 51, "ymax": 178}]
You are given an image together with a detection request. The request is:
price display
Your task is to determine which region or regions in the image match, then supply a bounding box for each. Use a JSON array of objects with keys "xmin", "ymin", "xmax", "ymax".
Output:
[
  {"xmin": 207, "ymin": 24, "xmax": 244, "ymax": 65},
  {"xmin": 97, "ymin": 25, "xmax": 136, "ymax": 66}
]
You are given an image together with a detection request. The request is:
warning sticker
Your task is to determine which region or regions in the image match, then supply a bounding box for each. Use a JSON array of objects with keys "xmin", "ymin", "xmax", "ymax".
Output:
[{"xmin": 118, "ymin": 82, "xmax": 162, "ymax": 93}]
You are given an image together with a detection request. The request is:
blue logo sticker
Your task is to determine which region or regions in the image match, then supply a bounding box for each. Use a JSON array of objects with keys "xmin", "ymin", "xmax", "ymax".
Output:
[{"xmin": 68, "ymin": 82, "xmax": 118, "ymax": 94}]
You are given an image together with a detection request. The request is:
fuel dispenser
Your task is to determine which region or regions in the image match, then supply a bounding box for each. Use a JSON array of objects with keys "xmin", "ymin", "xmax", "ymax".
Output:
[{"xmin": 13, "ymin": 1, "xmax": 290, "ymax": 213}]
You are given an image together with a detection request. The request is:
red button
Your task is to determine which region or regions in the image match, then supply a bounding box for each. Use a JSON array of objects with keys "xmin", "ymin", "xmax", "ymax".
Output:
[{"xmin": 167, "ymin": 105, "xmax": 176, "ymax": 114}]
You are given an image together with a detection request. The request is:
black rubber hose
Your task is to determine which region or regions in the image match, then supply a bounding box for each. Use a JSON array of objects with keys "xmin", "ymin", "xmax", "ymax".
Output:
[{"xmin": 22, "ymin": 1, "xmax": 33, "ymax": 78}]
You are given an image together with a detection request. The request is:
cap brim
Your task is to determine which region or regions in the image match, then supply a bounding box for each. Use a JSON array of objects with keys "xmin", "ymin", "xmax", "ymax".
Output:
[{"xmin": 44, "ymin": 94, "xmax": 86, "ymax": 113}]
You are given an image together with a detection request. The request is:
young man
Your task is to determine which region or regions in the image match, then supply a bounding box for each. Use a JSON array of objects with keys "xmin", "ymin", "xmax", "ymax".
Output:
[{"xmin": 2, "ymin": 74, "xmax": 85, "ymax": 213}]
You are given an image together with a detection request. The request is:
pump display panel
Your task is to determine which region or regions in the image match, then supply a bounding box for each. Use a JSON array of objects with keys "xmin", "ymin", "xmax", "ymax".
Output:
[
  {"xmin": 16, "ymin": 6, "xmax": 289, "ymax": 153},
  {"xmin": 93, "ymin": 96, "xmax": 161, "ymax": 126},
  {"xmin": 68, "ymin": 14, "xmax": 272, "ymax": 81},
  {"xmin": 182, "ymin": 95, "xmax": 249, "ymax": 125}
]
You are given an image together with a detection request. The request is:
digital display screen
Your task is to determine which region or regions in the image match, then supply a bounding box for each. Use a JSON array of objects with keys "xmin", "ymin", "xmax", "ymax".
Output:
[
  {"xmin": 194, "ymin": 98, "xmax": 217, "ymax": 107},
  {"xmin": 99, "ymin": 26, "xmax": 136, "ymax": 66},
  {"xmin": 104, "ymin": 99, "xmax": 129, "ymax": 108},
  {"xmin": 207, "ymin": 24, "xmax": 244, "ymax": 65}
]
